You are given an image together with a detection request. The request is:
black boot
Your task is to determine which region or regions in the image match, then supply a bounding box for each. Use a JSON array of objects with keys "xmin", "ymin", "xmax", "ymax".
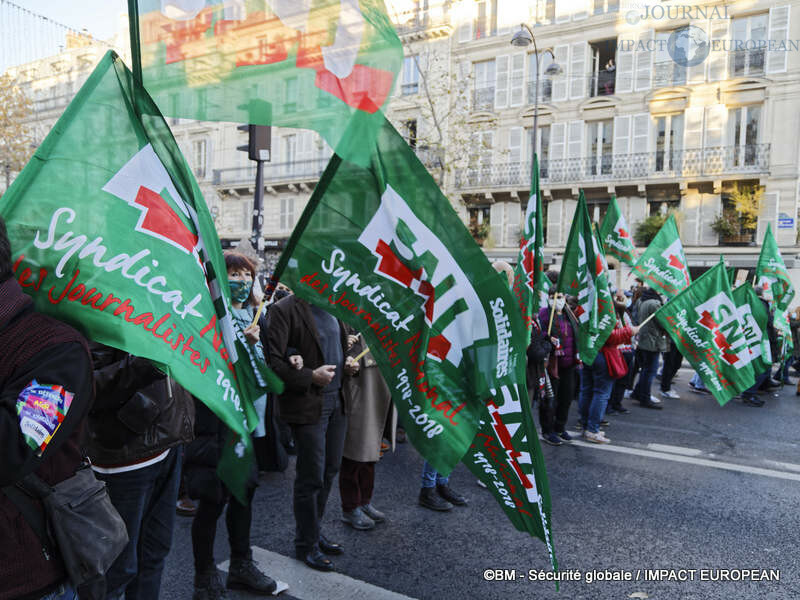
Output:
[
  {"xmin": 193, "ymin": 569, "xmax": 228, "ymax": 600},
  {"xmin": 419, "ymin": 486, "xmax": 453, "ymax": 511},
  {"xmin": 227, "ymin": 557, "xmax": 277, "ymax": 595},
  {"xmin": 437, "ymin": 483, "xmax": 468, "ymax": 506}
]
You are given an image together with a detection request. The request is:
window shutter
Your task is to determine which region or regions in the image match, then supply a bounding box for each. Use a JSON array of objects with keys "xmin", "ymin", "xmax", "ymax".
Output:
[
  {"xmin": 567, "ymin": 120, "xmax": 584, "ymax": 159},
  {"xmin": 757, "ymin": 192, "xmax": 779, "ymax": 240},
  {"xmin": 613, "ymin": 115, "xmax": 631, "ymax": 175},
  {"xmin": 700, "ymin": 193, "xmax": 721, "ymax": 245},
  {"xmin": 497, "ymin": 0, "xmax": 517, "ymax": 35},
  {"xmin": 704, "ymin": 104, "xmax": 726, "ymax": 149},
  {"xmin": 683, "ymin": 107, "xmax": 704, "ymax": 148},
  {"xmin": 555, "ymin": 0, "xmax": 570, "ymax": 23},
  {"xmin": 495, "ymin": 54, "xmax": 510, "ymax": 109},
  {"xmin": 551, "ymin": 44, "xmax": 569, "ymax": 102},
  {"xmin": 634, "ymin": 29, "xmax": 653, "ymax": 91},
  {"xmin": 569, "ymin": 42, "xmax": 588, "ymax": 100},
  {"xmin": 491, "ymin": 202, "xmax": 505, "ymax": 246},
  {"xmin": 767, "ymin": 6, "xmax": 790, "ymax": 73},
  {"xmin": 681, "ymin": 191, "xmax": 700, "ymax": 246},
  {"xmin": 550, "ymin": 121, "xmax": 567, "ymax": 181},
  {"xmin": 507, "ymin": 199, "xmax": 521, "ymax": 248},
  {"xmin": 458, "ymin": 3, "xmax": 474, "ymax": 42},
  {"xmin": 616, "ymin": 35, "xmax": 634, "ymax": 94},
  {"xmin": 631, "ymin": 113, "xmax": 650, "ymax": 155},
  {"xmin": 509, "ymin": 126, "xmax": 523, "ymax": 165},
  {"xmin": 688, "ymin": 21, "xmax": 709, "ymax": 84},
  {"xmin": 510, "ymin": 53, "xmax": 525, "ymax": 107},
  {"xmin": 708, "ymin": 19, "xmax": 729, "ymax": 81},
  {"xmin": 546, "ymin": 199, "xmax": 564, "ymax": 246}
]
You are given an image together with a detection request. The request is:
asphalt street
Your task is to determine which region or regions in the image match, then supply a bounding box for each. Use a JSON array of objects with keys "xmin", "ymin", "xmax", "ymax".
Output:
[{"xmin": 161, "ymin": 368, "xmax": 800, "ymax": 600}]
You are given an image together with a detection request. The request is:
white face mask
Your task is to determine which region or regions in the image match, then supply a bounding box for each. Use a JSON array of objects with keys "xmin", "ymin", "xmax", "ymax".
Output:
[
  {"xmin": 625, "ymin": 298, "xmax": 632, "ymax": 308},
  {"xmin": 555, "ymin": 297, "xmax": 566, "ymax": 311}
]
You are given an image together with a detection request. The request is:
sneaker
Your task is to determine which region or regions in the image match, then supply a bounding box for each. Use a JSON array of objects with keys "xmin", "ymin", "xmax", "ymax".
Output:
[
  {"xmin": 689, "ymin": 383, "xmax": 709, "ymax": 394},
  {"xmin": 623, "ymin": 389, "xmax": 633, "ymax": 399},
  {"xmin": 419, "ymin": 487, "xmax": 453, "ymax": 511},
  {"xmin": 341, "ymin": 506, "xmax": 376, "ymax": 530},
  {"xmin": 649, "ymin": 395, "xmax": 662, "ymax": 404},
  {"xmin": 360, "ymin": 503, "xmax": 386, "ymax": 523},
  {"xmin": 558, "ymin": 431, "xmax": 573, "ymax": 442},
  {"xmin": 193, "ymin": 569, "xmax": 228, "ymax": 600},
  {"xmin": 176, "ymin": 496, "xmax": 198, "ymax": 517},
  {"xmin": 583, "ymin": 430, "xmax": 611, "ymax": 444},
  {"xmin": 437, "ymin": 483, "xmax": 468, "ymax": 506},
  {"xmin": 543, "ymin": 432, "xmax": 563, "ymax": 446},
  {"xmin": 661, "ymin": 389, "xmax": 680, "ymax": 400},
  {"xmin": 743, "ymin": 396, "xmax": 765, "ymax": 407},
  {"xmin": 227, "ymin": 558, "xmax": 277, "ymax": 595}
]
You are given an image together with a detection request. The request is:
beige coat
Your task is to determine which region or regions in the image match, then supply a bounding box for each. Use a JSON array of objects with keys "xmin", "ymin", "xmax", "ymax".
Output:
[{"xmin": 343, "ymin": 346, "xmax": 396, "ymax": 463}]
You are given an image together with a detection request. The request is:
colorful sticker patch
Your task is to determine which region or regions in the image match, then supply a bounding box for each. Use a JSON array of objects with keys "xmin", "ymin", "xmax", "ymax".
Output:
[{"xmin": 16, "ymin": 380, "xmax": 74, "ymax": 454}]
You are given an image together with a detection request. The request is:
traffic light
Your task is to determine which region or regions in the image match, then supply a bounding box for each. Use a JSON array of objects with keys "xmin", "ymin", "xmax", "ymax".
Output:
[{"xmin": 236, "ymin": 124, "xmax": 271, "ymax": 161}]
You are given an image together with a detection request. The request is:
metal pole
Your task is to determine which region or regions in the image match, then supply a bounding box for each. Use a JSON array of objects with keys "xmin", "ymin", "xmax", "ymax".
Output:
[{"xmin": 252, "ymin": 159, "xmax": 264, "ymax": 254}]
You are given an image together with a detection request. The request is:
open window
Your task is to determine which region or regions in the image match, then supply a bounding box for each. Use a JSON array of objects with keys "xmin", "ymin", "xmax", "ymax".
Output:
[{"xmin": 590, "ymin": 39, "xmax": 617, "ymax": 97}]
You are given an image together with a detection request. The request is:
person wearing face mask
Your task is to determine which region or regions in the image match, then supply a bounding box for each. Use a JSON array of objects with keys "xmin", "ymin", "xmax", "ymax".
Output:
[{"xmin": 607, "ymin": 290, "xmax": 635, "ymax": 415}]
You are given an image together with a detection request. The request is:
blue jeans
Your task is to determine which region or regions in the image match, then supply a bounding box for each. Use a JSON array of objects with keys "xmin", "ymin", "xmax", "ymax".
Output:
[
  {"xmin": 633, "ymin": 349, "xmax": 660, "ymax": 403},
  {"xmin": 421, "ymin": 461, "xmax": 448, "ymax": 488},
  {"xmin": 579, "ymin": 353, "xmax": 615, "ymax": 433},
  {"xmin": 96, "ymin": 446, "xmax": 182, "ymax": 600},
  {"xmin": 690, "ymin": 372, "xmax": 706, "ymax": 390},
  {"xmin": 39, "ymin": 583, "xmax": 78, "ymax": 600}
]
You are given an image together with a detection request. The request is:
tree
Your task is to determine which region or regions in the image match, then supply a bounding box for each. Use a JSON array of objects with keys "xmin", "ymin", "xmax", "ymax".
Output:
[{"xmin": 0, "ymin": 74, "xmax": 34, "ymax": 192}]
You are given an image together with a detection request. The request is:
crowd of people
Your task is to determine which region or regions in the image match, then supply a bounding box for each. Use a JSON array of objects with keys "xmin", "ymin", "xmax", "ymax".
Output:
[{"xmin": 1, "ymin": 215, "xmax": 795, "ymax": 600}]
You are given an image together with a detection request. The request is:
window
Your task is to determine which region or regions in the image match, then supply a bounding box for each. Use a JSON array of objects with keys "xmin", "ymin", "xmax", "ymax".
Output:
[
  {"xmin": 654, "ymin": 114, "xmax": 684, "ymax": 172},
  {"xmin": 401, "ymin": 56, "xmax": 420, "ymax": 95},
  {"xmin": 403, "ymin": 119, "xmax": 418, "ymax": 149},
  {"xmin": 654, "ymin": 30, "xmax": 686, "ymax": 88},
  {"xmin": 285, "ymin": 77, "xmax": 298, "ymax": 112},
  {"xmin": 473, "ymin": 59, "xmax": 495, "ymax": 110},
  {"xmin": 280, "ymin": 198, "xmax": 295, "ymax": 231},
  {"xmin": 587, "ymin": 120, "xmax": 613, "ymax": 175},
  {"xmin": 527, "ymin": 125, "xmax": 551, "ymax": 178},
  {"xmin": 527, "ymin": 51, "xmax": 553, "ymax": 104},
  {"xmin": 593, "ymin": 0, "xmax": 619, "ymax": 15},
  {"xmin": 467, "ymin": 131, "xmax": 493, "ymax": 185},
  {"xmin": 729, "ymin": 105, "xmax": 761, "ymax": 166},
  {"xmin": 590, "ymin": 39, "xmax": 617, "ymax": 97},
  {"xmin": 731, "ymin": 14, "xmax": 767, "ymax": 76},
  {"xmin": 473, "ymin": 0, "xmax": 497, "ymax": 40},
  {"xmin": 192, "ymin": 139, "xmax": 207, "ymax": 179},
  {"xmin": 283, "ymin": 134, "xmax": 296, "ymax": 175}
]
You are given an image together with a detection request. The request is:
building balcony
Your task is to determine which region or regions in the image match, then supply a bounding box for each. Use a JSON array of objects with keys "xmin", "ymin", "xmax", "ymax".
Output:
[
  {"xmin": 212, "ymin": 158, "xmax": 329, "ymax": 188},
  {"xmin": 454, "ymin": 144, "xmax": 770, "ymax": 190}
]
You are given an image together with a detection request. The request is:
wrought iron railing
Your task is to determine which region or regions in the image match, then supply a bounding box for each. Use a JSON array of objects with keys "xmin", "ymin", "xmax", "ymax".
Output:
[
  {"xmin": 730, "ymin": 48, "xmax": 765, "ymax": 77},
  {"xmin": 454, "ymin": 144, "xmax": 770, "ymax": 188},
  {"xmin": 526, "ymin": 80, "xmax": 553, "ymax": 104},
  {"xmin": 213, "ymin": 158, "xmax": 329, "ymax": 186},
  {"xmin": 473, "ymin": 87, "xmax": 495, "ymax": 111}
]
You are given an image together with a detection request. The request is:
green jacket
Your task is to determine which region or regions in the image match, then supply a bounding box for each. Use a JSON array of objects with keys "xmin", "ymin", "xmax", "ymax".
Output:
[{"xmin": 637, "ymin": 297, "xmax": 669, "ymax": 353}]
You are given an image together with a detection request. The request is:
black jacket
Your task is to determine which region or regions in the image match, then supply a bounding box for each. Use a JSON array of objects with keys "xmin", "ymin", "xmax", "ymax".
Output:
[
  {"xmin": 266, "ymin": 295, "xmax": 350, "ymax": 424},
  {"xmin": 87, "ymin": 344, "xmax": 195, "ymax": 466}
]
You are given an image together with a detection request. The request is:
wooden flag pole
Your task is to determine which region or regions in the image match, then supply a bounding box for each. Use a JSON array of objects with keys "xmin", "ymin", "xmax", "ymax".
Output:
[
  {"xmin": 352, "ymin": 346, "xmax": 371, "ymax": 363},
  {"xmin": 638, "ymin": 311, "xmax": 657, "ymax": 328},
  {"xmin": 547, "ymin": 293, "xmax": 561, "ymax": 335}
]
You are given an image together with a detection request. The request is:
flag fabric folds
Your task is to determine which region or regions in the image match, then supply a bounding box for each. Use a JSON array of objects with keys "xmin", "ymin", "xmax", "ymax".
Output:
[
  {"xmin": 731, "ymin": 284, "xmax": 772, "ymax": 376},
  {"xmin": 512, "ymin": 153, "xmax": 549, "ymax": 342},
  {"xmin": 555, "ymin": 191, "xmax": 615, "ymax": 365},
  {"xmin": 0, "ymin": 51, "xmax": 280, "ymax": 502},
  {"xmin": 632, "ymin": 214, "xmax": 691, "ymax": 299},
  {"xmin": 134, "ymin": 0, "xmax": 403, "ymax": 165},
  {"xmin": 755, "ymin": 224, "xmax": 795, "ymax": 311},
  {"xmin": 654, "ymin": 261, "xmax": 756, "ymax": 406},
  {"xmin": 273, "ymin": 116, "xmax": 556, "ymax": 571},
  {"xmin": 599, "ymin": 195, "xmax": 637, "ymax": 266}
]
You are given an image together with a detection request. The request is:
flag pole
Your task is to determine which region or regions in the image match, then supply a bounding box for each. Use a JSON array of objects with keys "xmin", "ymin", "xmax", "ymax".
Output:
[
  {"xmin": 126, "ymin": 0, "xmax": 143, "ymax": 85},
  {"xmin": 547, "ymin": 293, "xmax": 560, "ymax": 335}
]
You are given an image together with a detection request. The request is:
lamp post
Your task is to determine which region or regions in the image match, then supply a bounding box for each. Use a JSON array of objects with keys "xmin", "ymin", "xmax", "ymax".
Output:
[{"xmin": 510, "ymin": 24, "xmax": 562, "ymax": 166}]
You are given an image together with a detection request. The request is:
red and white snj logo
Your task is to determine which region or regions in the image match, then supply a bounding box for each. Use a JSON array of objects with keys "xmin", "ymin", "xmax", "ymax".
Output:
[{"xmin": 103, "ymin": 144, "xmax": 201, "ymax": 265}]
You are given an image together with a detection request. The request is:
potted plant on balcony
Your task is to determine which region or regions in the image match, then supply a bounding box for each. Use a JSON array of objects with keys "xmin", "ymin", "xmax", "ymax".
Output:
[
  {"xmin": 713, "ymin": 184, "xmax": 763, "ymax": 245},
  {"xmin": 469, "ymin": 222, "xmax": 490, "ymax": 246},
  {"xmin": 633, "ymin": 214, "xmax": 668, "ymax": 246},
  {"xmin": 710, "ymin": 212, "xmax": 739, "ymax": 239}
]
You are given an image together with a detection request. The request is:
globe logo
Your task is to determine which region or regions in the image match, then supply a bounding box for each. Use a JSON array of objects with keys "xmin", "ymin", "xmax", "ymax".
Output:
[
  {"xmin": 625, "ymin": 10, "xmax": 641, "ymax": 25},
  {"xmin": 668, "ymin": 25, "xmax": 710, "ymax": 68}
]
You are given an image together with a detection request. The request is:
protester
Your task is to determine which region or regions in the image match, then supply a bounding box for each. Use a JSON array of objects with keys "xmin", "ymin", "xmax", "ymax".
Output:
[
  {"xmin": 266, "ymin": 292, "xmax": 359, "ymax": 572},
  {"xmin": 185, "ymin": 252, "xmax": 280, "ymax": 599},
  {"xmin": 0, "ymin": 216, "xmax": 95, "ymax": 600},
  {"xmin": 740, "ymin": 288, "xmax": 777, "ymax": 407},
  {"xmin": 339, "ymin": 336, "xmax": 394, "ymax": 530},
  {"xmin": 659, "ymin": 341, "xmax": 683, "ymax": 400},
  {"xmin": 89, "ymin": 344, "xmax": 194, "ymax": 600},
  {"xmin": 579, "ymin": 320, "xmax": 639, "ymax": 444},
  {"xmin": 608, "ymin": 290, "xmax": 635, "ymax": 415},
  {"xmin": 419, "ymin": 460, "xmax": 467, "ymax": 511},
  {"xmin": 631, "ymin": 286, "xmax": 666, "ymax": 409},
  {"xmin": 538, "ymin": 290, "xmax": 579, "ymax": 445}
]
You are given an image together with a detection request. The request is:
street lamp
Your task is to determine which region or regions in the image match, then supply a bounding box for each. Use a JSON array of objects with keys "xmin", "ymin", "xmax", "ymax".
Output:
[{"xmin": 510, "ymin": 24, "xmax": 562, "ymax": 155}]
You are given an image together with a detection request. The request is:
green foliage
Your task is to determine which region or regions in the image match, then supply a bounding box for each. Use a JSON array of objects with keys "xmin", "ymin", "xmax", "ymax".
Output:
[{"xmin": 633, "ymin": 214, "xmax": 667, "ymax": 246}]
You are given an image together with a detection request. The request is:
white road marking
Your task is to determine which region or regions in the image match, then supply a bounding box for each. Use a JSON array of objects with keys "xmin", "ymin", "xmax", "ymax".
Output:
[
  {"xmin": 561, "ymin": 434, "xmax": 800, "ymax": 482},
  {"xmin": 220, "ymin": 546, "xmax": 419, "ymax": 600},
  {"xmin": 646, "ymin": 443, "xmax": 703, "ymax": 456},
  {"xmin": 764, "ymin": 460, "xmax": 800, "ymax": 473}
]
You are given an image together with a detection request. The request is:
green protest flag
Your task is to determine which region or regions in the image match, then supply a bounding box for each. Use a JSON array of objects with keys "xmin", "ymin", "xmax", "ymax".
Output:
[
  {"xmin": 274, "ymin": 116, "xmax": 556, "ymax": 572},
  {"xmin": 654, "ymin": 261, "xmax": 756, "ymax": 406},
  {"xmin": 134, "ymin": 0, "xmax": 402, "ymax": 165},
  {"xmin": 512, "ymin": 153, "xmax": 550, "ymax": 342},
  {"xmin": 599, "ymin": 195, "xmax": 637, "ymax": 266},
  {"xmin": 756, "ymin": 224, "xmax": 795, "ymax": 311},
  {"xmin": 632, "ymin": 214, "xmax": 691, "ymax": 299},
  {"xmin": 731, "ymin": 284, "xmax": 772, "ymax": 375},
  {"xmin": 0, "ymin": 51, "xmax": 281, "ymax": 503},
  {"xmin": 555, "ymin": 191, "xmax": 615, "ymax": 365},
  {"xmin": 774, "ymin": 309, "xmax": 793, "ymax": 358}
]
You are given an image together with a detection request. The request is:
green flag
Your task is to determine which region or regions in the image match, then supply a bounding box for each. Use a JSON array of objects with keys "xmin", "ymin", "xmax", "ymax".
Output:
[
  {"xmin": 731, "ymin": 284, "xmax": 772, "ymax": 375},
  {"xmin": 134, "ymin": 0, "xmax": 402, "ymax": 165},
  {"xmin": 555, "ymin": 191, "xmax": 615, "ymax": 365},
  {"xmin": 274, "ymin": 117, "xmax": 556, "ymax": 571},
  {"xmin": 774, "ymin": 309, "xmax": 793, "ymax": 358},
  {"xmin": 755, "ymin": 224, "xmax": 795, "ymax": 311},
  {"xmin": 0, "ymin": 52, "xmax": 280, "ymax": 503},
  {"xmin": 599, "ymin": 195, "xmax": 637, "ymax": 266},
  {"xmin": 632, "ymin": 214, "xmax": 691, "ymax": 299},
  {"xmin": 654, "ymin": 261, "xmax": 756, "ymax": 406},
  {"xmin": 512, "ymin": 153, "xmax": 549, "ymax": 341}
]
